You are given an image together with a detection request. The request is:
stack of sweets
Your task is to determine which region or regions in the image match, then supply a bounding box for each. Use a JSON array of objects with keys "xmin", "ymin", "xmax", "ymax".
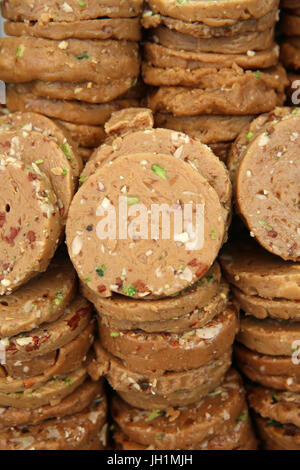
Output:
[
  {"xmin": 0, "ymin": 0, "xmax": 143, "ymax": 162},
  {"xmin": 66, "ymin": 108, "xmax": 257, "ymax": 450},
  {"xmin": 221, "ymin": 240, "xmax": 300, "ymax": 450},
  {"xmin": 279, "ymin": 0, "xmax": 300, "ymax": 104},
  {"xmin": 141, "ymin": 0, "xmax": 287, "ymax": 163},
  {"xmin": 0, "ymin": 112, "xmax": 107, "ymax": 450},
  {"xmin": 222, "ymin": 107, "xmax": 300, "ymax": 449}
]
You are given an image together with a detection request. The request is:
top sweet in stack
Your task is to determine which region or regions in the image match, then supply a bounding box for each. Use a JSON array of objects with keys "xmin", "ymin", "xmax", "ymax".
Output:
[
  {"xmin": 65, "ymin": 108, "xmax": 257, "ymax": 450},
  {"xmin": 0, "ymin": 0, "xmax": 143, "ymax": 161},
  {"xmin": 142, "ymin": 0, "xmax": 287, "ymax": 163}
]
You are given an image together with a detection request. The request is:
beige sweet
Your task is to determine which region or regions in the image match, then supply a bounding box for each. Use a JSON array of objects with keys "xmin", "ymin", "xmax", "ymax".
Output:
[
  {"xmin": 111, "ymin": 369, "xmax": 246, "ymax": 449},
  {"xmin": 0, "ymin": 37, "xmax": 140, "ymax": 84},
  {"xmin": 4, "ymin": 18, "xmax": 141, "ymax": 41},
  {"xmin": 220, "ymin": 239, "xmax": 300, "ymax": 300},
  {"xmin": 6, "ymin": 85, "xmax": 139, "ymax": 126},
  {"xmin": 0, "ymin": 130, "xmax": 74, "ymax": 223},
  {"xmin": 81, "ymin": 263, "xmax": 221, "ymax": 323},
  {"xmin": 99, "ymin": 307, "xmax": 238, "ymax": 373},
  {"xmin": 0, "ymin": 255, "xmax": 76, "ymax": 338},
  {"xmin": 233, "ymin": 286, "xmax": 300, "ymax": 321},
  {"xmin": 0, "ymin": 111, "xmax": 82, "ymax": 178},
  {"xmin": 0, "ymin": 156, "xmax": 61, "ymax": 295},
  {"xmin": 144, "ymin": 42, "xmax": 280, "ymax": 71},
  {"xmin": 1, "ymin": 0, "xmax": 143, "ymax": 21},
  {"xmin": 150, "ymin": 25, "xmax": 274, "ymax": 54}
]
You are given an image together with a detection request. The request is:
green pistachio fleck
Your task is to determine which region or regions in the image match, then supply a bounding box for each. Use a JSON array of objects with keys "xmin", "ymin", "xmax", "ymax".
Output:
[
  {"xmin": 109, "ymin": 424, "xmax": 115, "ymax": 432},
  {"xmin": 76, "ymin": 52, "xmax": 89, "ymax": 60},
  {"xmin": 247, "ymin": 132, "xmax": 254, "ymax": 140},
  {"xmin": 206, "ymin": 273, "xmax": 215, "ymax": 283},
  {"xmin": 236, "ymin": 412, "xmax": 248, "ymax": 422},
  {"xmin": 85, "ymin": 277, "xmax": 91, "ymax": 282},
  {"xmin": 152, "ymin": 164, "xmax": 167, "ymax": 180},
  {"xmin": 19, "ymin": 333, "xmax": 23, "ymax": 338},
  {"xmin": 208, "ymin": 389, "xmax": 222, "ymax": 397},
  {"xmin": 211, "ymin": 228, "xmax": 216, "ymax": 240},
  {"xmin": 54, "ymin": 289, "xmax": 63, "ymax": 306},
  {"xmin": 265, "ymin": 420, "xmax": 283, "ymax": 428},
  {"xmin": 132, "ymin": 77, "xmax": 138, "ymax": 86},
  {"xmin": 258, "ymin": 219, "xmax": 273, "ymax": 231},
  {"xmin": 96, "ymin": 265, "xmax": 107, "ymax": 277},
  {"xmin": 64, "ymin": 377, "xmax": 73, "ymax": 387},
  {"xmin": 157, "ymin": 434, "xmax": 165, "ymax": 441},
  {"xmin": 127, "ymin": 286, "xmax": 136, "ymax": 297},
  {"xmin": 79, "ymin": 176, "xmax": 87, "ymax": 184},
  {"xmin": 16, "ymin": 44, "xmax": 24, "ymax": 58},
  {"xmin": 110, "ymin": 332, "xmax": 120, "ymax": 338},
  {"xmin": 147, "ymin": 409, "xmax": 160, "ymax": 421},
  {"xmin": 126, "ymin": 196, "xmax": 140, "ymax": 206},
  {"xmin": 255, "ymin": 71, "xmax": 260, "ymax": 79},
  {"xmin": 292, "ymin": 108, "xmax": 299, "ymax": 114},
  {"xmin": 272, "ymin": 394, "xmax": 279, "ymax": 403},
  {"xmin": 78, "ymin": 0, "xmax": 86, "ymax": 6},
  {"xmin": 61, "ymin": 143, "xmax": 72, "ymax": 160},
  {"xmin": 35, "ymin": 159, "xmax": 44, "ymax": 165}
]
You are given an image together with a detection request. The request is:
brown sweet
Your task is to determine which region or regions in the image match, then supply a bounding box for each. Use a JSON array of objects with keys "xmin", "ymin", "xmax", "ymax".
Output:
[
  {"xmin": 55, "ymin": 120, "xmax": 105, "ymax": 149},
  {"xmin": 147, "ymin": 72, "xmax": 286, "ymax": 116},
  {"xmin": 89, "ymin": 340, "xmax": 231, "ymax": 407},
  {"xmin": 99, "ymin": 281, "xmax": 229, "ymax": 334},
  {"xmin": 0, "ymin": 393, "xmax": 107, "ymax": 450},
  {"xmin": 248, "ymin": 386, "xmax": 300, "ymax": 428},
  {"xmin": 144, "ymin": 42, "xmax": 280, "ymax": 71},
  {"xmin": 280, "ymin": 13, "xmax": 300, "ymax": 37},
  {"xmin": 81, "ymin": 263, "xmax": 221, "ymax": 323},
  {"xmin": 142, "ymin": 9, "xmax": 278, "ymax": 38},
  {"xmin": 1, "ymin": 0, "xmax": 143, "ymax": 21},
  {"xmin": 98, "ymin": 307, "xmax": 238, "ymax": 373},
  {"xmin": 0, "ymin": 365, "xmax": 87, "ymax": 409},
  {"xmin": 233, "ymin": 286, "xmax": 300, "ymax": 321},
  {"xmin": 0, "ymin": 111, "xmax": 82, "ymax": 178},
  {"xmin": 235, "ymin": 343, "xmax": 300, "ymax": 379},
  {"xmin": 4, "ymin": 18, "xmax": 141, "ymax": 41},
  {"xmin": 143, "ymin": 63, "xmax": 285, "ymax": 91},
  {"xmin": 6, "ymin": 85, "xmax": 139, "ymax": 125},
  {"xmin": 67, "ymin": 152, "xmax": 225, "ymax": 299},
  {"xmin": 0, "ymin": 255, "xmax": 76, "ymax": 338},
  {"xmin": 281, "ymin": 38, "xmax": 300, "ymax": 71},
  {"xmin": 255, "ymin": 414, "xmax": 300, "ymax": 450},
  {"xmin": 0, "ymin": 129, "xmax": 74, "ymax": 223},
  {"xmin": 150, "ymin": 26, "xmax": 274, "ymax": 54},
  {"xmin": 228, "ymin": 107, "xmax": 293, "ymax": 186},
  {"xmin": 114, "ymin": 417, "xmax": 257, "ymax": 450},
  {"xmin": 0, "ymin": 38, "xmax": 140, "ymax": 84},
  {"xmin": 238, "ymin": 315, "xmax": 300, "ymax": 356},
  {"xmin": 154, "ymin": 114, "xmax": 253, "ymax": 145},
  {"xmin": 1, "ymin": 320, "xmax": 94, "ymax": 380},
  {"xmin": 78, "ymin": 147, "xmax": 94, "ymax": 162},
  {"xmin": 81, "ymin": 125, "xmax": 232, "ymax": 223},
  {"xmin": 220, "ymin": 239, "xmax": 300, "ymax": 300},
  {"xmin": 233, "ymin": 111, "xmax": 300, "ymax": 260},
  {"xmin": 5, "ymin": 296, "xmax": 92, "ymax": 362},
  {"xmin": 0, "ymin": 156, "xmax": 61, "ymax": 295},
  {"xmin": 105, "ymin": 108, "xmax": 154, "ymax": 138},
  {"xmin": 147, "ymin": 0, "xmax": 279, "ymax": 23},
  {"xmin": 0, "ymin": 380, "xmax": 103, "ymax": 429},
  {"xmin": 111, "ymin": 368, "xmax": 246, "ymax": 449},
  {"xmin": 24, "ymin": 78, "xmax": 137, "ymax": 104}
]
